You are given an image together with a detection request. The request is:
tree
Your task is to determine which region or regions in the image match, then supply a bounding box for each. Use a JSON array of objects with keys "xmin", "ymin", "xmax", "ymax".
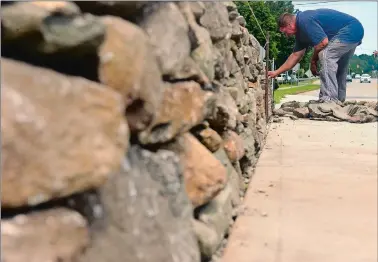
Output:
[
  {"xmin": 350, "ymin": 54, "xmax": 378, "ymax": 74},
  {"xmin": 235, "ymin": 1, "xmax": 298, "ymax": 67},
  {"xmin": 235, "ymin": 1, "xmax": 278, "ymax": 58}
]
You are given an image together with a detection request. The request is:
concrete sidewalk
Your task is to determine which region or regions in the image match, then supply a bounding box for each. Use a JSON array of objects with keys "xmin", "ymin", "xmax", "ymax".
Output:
[{"xmin": 221, "ymin": 119, "xmax": 377, "ymax": 262}]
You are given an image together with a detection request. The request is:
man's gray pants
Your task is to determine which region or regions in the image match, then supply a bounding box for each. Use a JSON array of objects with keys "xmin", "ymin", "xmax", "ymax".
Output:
[{"xmin": 318, "ymin": 40, "xmax": 359, "ymax": 102}]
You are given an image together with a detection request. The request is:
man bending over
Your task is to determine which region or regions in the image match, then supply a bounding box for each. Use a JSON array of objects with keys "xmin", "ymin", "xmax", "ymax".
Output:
[{"xmin": 268, "ymin": 9, "xmax": 364, "ymax": 102}]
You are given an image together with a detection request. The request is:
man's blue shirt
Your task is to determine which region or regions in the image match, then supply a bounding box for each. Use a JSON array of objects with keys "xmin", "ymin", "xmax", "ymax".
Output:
[{"xmin": 293, "ymin": 9, "xmax": 364, "ymax": 52}]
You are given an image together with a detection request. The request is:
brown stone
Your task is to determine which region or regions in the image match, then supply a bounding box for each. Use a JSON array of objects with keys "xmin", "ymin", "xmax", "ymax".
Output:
[
  {"xmin": 248, "ymin": 81, "xmax": 260, "ymax": 88},
  {"xmin": 99, "ymin": 16, "xmax": 164, "ymax": 132},
  {"xmin": 293, "ymin": 107, "xmax": 310, "ymax": 118},
  {"xmin": 139, "ymin": 81, "xmax": 214, "ymax": 144},
  {"xmin": 222, "ymin": 131, "xmax": 245, "ymax": 162},
  {"xmin": 181, "ymin": 134, "xmax": 228, "ymax": 207},
  {"xmin": 1, "ymin": 208, "xmax": 89, "ymax": 262},
  {"xmin": 1, "ymin": 58, "xmax": 128, "ymax": 208},
  {"xmin": 193, "ymin": 127, "xmax": 223, "ymax": 152}
]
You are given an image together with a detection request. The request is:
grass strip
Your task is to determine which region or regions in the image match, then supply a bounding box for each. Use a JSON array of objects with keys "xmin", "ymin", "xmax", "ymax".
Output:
[{"xmin": 274, "ymin": 84, "xmax": 320, "ymax": 104}]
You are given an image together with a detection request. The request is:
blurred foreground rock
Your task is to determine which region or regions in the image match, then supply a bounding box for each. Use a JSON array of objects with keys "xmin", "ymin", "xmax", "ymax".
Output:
[{"xmin": 1, "ymin": 2, "xmax": 271, "ymax": 262}]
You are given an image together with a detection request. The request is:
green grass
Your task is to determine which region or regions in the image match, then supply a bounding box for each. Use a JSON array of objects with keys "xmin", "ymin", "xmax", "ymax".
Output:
[
  {"xmin": 278, "ymin": 79, "xmax": 317, "ymax": 88},
  {"xmin": 274, "ymin": 84, "xmax": 321, "ymax": 104}
]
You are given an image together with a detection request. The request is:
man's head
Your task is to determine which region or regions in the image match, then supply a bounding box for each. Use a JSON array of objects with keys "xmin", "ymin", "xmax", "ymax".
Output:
[{"xmin": 278, "ymin": 13, "xmax": 296, "ymax": 37}]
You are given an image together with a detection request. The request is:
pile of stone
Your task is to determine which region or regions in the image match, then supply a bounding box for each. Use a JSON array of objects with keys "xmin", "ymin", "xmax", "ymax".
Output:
[
  {"xmin": 1, "ymin": 2, "xmax": 271, "ymax": 262},
  {"xmin": 274, "ymin": 100, "xmax": 378, "ymax": 123}
]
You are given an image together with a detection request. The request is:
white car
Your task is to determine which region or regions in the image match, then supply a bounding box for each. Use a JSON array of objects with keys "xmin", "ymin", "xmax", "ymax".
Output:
[
  {"xmin": 360, "ymin": 74, "xmax": 371, "ymax": 83},
  {"xmin": 276, "ymin": 74, "xmax": 285, "ymax": 83},
  {"xmin": 355, "ymin": 74, "xmax": 361, "ymax": 79}
]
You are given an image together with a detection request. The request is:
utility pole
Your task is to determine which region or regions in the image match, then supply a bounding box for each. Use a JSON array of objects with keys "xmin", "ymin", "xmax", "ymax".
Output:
[
  {"xmin": 264, "ymin": 32, "xmax": 270, "ymax": 122},
  {"xmin": 271, "ymin": 57, "xmax": 275, "ymax": 92}
]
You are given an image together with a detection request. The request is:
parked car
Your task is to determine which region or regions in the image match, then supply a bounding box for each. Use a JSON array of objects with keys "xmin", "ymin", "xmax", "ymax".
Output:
[
  {"xmin": 346, "ymin": 74, "xmax": 352, "ymax": 82},
  {"xmin": 360, "ymin": 74, "xmax": 371, "ymax": 83},
  {"xmin": 355, "ymin": 74, "xmax": 361, "ymax": 79},
  {"xmin": 276, "ymin": 74, "xmax": 285, "ymax": 84}
]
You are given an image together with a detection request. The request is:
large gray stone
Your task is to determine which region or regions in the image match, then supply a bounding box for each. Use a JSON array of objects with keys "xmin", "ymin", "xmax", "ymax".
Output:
[
  {"xmin": 199, "ymin": 2, "xmax": 231, "ymax": 41},
  {"xmin": 2, "ymin": 2, "xmax": 105, "ymax": 55},
  {"xmin": 79, "ymin": 145, "xmax": 200, "ymax": 262},
  {"xmin": 224, "ymin": 86, "xmax": 244, "ymax": 108},
  {"xmin": 74, "ymin": 1, "xmax": 148, "ymax": 19},
  {"xmin": 237, "ymin": 16, "xmax": 247, "ymax": 27},
  {"xmin": 239, "ymin": 89, "xmax": 257, "ymax": 119},
  {"xmin": 207, "ymin": 89, "xmax": 239, "ymax": 131},
  {"xmin": 239, "ymin": 127, "xmax": 261, "ymax": 177},
  {"xmin": 166, "ymin": 56, "xmax": 210, "ymax": 86},
  {"xmin": 214, "ymin": 149, "xmax": 242, "ymax": 207},
  {"xmin": 222, "ymin": 2, "xmax": 237, "ymax": 12},
  {"xmin": 197, "ymin": 182, "xmax": 233, "ymax": 255},
  {"xmin": 192, "ymin": 219, "xmax": 219, "ymax": 259},
  {"xmin": 231, "ymin": 20, "xmax": 243, "ymax": 41},
  {"xmin": 179, "ymin": 2, "xmax": 215, "ymax": 81},
  {"xmin": 139, "ymin": 2, "xmax": 190, "ymax": 75}
]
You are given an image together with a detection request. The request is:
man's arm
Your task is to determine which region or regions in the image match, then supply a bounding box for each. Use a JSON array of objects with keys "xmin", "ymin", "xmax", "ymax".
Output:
[
  {"xmin": 268, "ymin": 48, "xmax": 306, "ymax": 78},
  {"xmin": 310, "ymin": 37, "xmax": 329, "ymax": 75}
]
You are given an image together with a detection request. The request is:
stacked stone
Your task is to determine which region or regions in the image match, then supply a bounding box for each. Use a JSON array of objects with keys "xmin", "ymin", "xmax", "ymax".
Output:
[{"xmin": 1, "ymin": 2, "xmax": 271, "ymax": 262}]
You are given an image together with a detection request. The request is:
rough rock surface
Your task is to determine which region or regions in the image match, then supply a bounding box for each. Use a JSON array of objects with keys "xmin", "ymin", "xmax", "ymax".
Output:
[
  {"xmin": 2, "ymin": 2, "xmax": 105, "ymax": 55},
  {"xmin": 193, "ymin": 219, "xmax": 220, "ymax": 259},
  {"xmin": 192, "ymin": 126, "xmax": 223, "ymax": 153},
  {"xmin": 139, "ymin": 2, "xmax": 191, "ymax": 75},
  {"xmin": 222, "ymin": 130, "xmax": 245, "ymax": 162},
  {"xmin": 207, "ymin": 89, "xmax": 239, "ymax": 131},
  {"xmin": 196, "ymin": 182, "xmax": 233, "ymax": 259},
  {"xmin": 199, "ymin": 2, "xmax": 231, "ymax": 41},
  {"xmin": 180, "ymin": 134, "xmax": 228, "ymax": 208},
  {"xmin": 1, "ymin": 58, "xmax": 128, "ymax": 208},
  {"xmin": 2, "ymin": 208, "xmax": 89, "ymax": 262},
  {"xmin": 139, "ymin": 81, "xmax": 214, "ymax": 145},
  {"xmin": 214, "ymin": 149, "xmax": 242, "ymax": 208},
  {"xmin": 275, "ymin": 100, "xmax": 378, "ymax": 123},
  {"xmin": 79, "ymin": 145, "xmax": 200, "ymax": 262},
  {"xmin": 99, "ymin": 16, "xmax": 164, "ymax": 132},
  {"xmin": 1, "ymin": 2, "xmax": 270, "ymax": 262}
]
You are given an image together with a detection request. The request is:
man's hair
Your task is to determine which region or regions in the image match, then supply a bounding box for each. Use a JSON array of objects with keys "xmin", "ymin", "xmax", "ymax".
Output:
[{"xmin": 278, "ymin": 13, "xmax": 295, "ymax": 27}]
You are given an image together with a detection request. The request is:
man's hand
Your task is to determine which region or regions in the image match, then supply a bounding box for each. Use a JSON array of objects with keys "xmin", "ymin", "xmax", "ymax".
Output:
[
  {"xmin": 310, "ymin": 60, "xmax": 319, "ymax": 76},
  {"xmin": 268, "ymin": 70, "xmax": 279, "ymax": 79}
]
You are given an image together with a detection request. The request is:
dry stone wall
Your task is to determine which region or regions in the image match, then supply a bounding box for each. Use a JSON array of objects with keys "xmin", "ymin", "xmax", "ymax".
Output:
[{"xmin": 1, "ymin": 1, "xmax": 272, "ymax": 262}]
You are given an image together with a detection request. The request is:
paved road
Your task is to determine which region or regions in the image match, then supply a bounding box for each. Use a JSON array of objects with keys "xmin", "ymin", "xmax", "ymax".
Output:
[{"xmin": 222, "ymin": 79, "xmax": 377, "ymax": 262}]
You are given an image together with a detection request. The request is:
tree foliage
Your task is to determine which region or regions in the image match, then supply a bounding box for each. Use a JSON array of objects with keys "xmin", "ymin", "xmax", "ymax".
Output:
[
  {"xmin": 235, "ymin": 1, "xmax": 297, "ymax": 67},
  {"xmin": 349, "ymin": 54, "xmax": 378, "ymax": 75},
  {"xmin": 235, "ymin": 1, "xmax": 317, "ymax": 71}
]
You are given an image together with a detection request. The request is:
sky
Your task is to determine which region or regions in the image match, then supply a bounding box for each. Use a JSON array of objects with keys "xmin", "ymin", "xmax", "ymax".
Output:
[{"xmin": 293, "ymin": 1, "xmax": 378, "ymax": 55}]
